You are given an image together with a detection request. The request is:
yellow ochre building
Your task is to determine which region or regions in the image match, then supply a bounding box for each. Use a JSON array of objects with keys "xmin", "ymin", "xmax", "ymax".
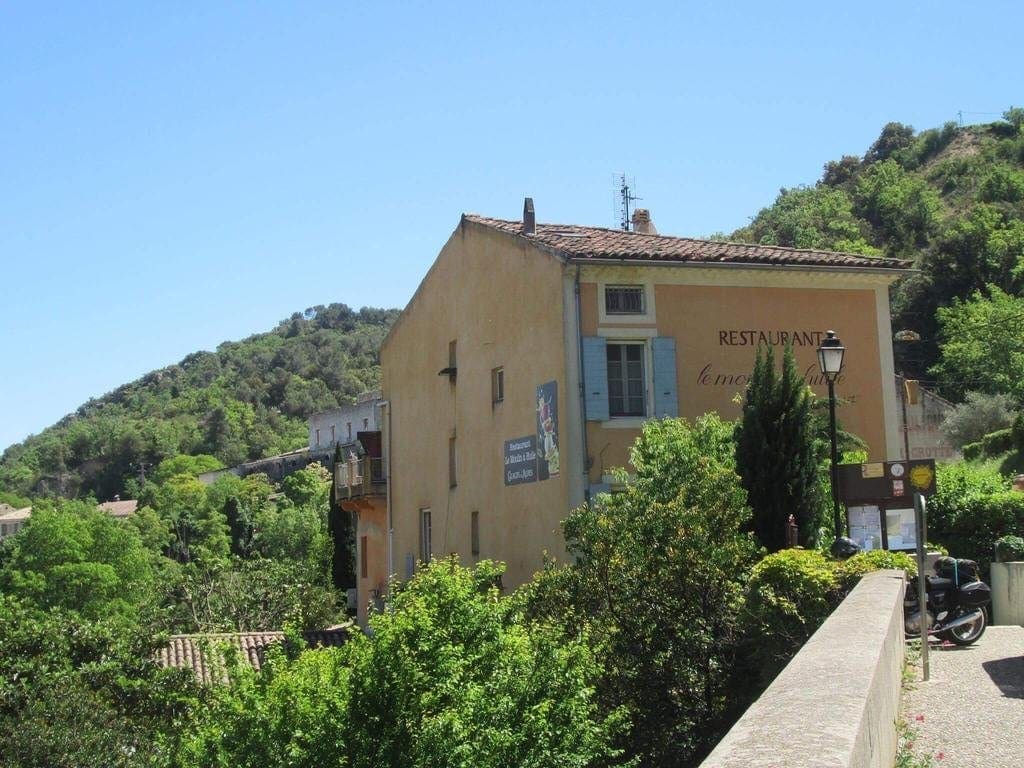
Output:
[{"xmin": 346, "ymin": 200, "xmax": 912, "ymax": 624}]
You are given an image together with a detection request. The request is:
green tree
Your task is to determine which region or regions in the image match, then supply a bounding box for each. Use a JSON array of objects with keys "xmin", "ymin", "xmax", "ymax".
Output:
[
  {"xmin": 940, "ymin": 391, "xmax": 1019, "ymax": 448},
  {"xmin": 853, "ymin": 158, "xmax": 941, "ymax": 250},
  {"xmin": 864, "ymin": 121, "xmax": 915, "ymax": 164},
  {"xmin": 144, "ymin": 474, "xmax": 230, "ymax": 564},
  {"xmin": 152, "ymin": 453, "xmax": 223, "ymax": 484},
  {"xmin": 1004, "ymin": 107, "xmax": 1024, "ymax": 133},
  {"xmin": 166, "ymin": 557, "xmax": 340, "ymax": 633},
  {"xmin": 0, "ymin": 594, "xmax": 200, "ymax": 767},
  {"xmin": 931, "ymin": 287, "xmax": 1024, "ymax": 402},
  {"xmin": 182, "ymin": 559, "xmax": 625, "ymax": 768},
  {"xmin": 735, "ymin": 344, "xmax": 826, "ymax": 549},
  {"xmin": 733, "ymin": 185, "xmax": 879, "ymax": 255},
  {"xmin": 0, "ymin": 500, "xmax": 155, "ymax": 620},
  {"xmin": 528, "ymin": 417, "xmax": 759, "ymax": 768}
]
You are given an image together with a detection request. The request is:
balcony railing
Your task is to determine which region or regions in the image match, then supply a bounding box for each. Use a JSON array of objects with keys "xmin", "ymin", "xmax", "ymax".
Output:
[{"xmin": 336, "ymin": 454, "xmax": 386, "ymax": 499}]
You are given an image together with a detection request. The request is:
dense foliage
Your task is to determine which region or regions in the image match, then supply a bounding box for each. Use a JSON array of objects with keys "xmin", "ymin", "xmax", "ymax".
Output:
[
  {"xmin": 732, "ymin": 112, "xmax": 1024, "ymax": 397},
  {"xmin": 735, "ymin": 344, "xmax": 826, "ymax": 549},
  {"xmin": 0, "ymin": 595, "xmax": 202, "ymax": 767},
  {"xmin": 528, "ymin": 416, "xmax": 761, "ymax": 767},
  {"xmin": 0, "ymin": 304, "xmax": 398, "ymax": 501},
  {"xmin": 994, "ymin": 535, "xmax": 1024, "ymax": 563},
  {"xmin": 181, "ymin": 559, "xmax": 627, "ymax": 768},
  {"xmin": 926, "ymin": 462, "xmax": 1024, "ymax": 572},
  {"xmin": 0, "ymin": 459, "xmax": 343, "ymax": 765}
]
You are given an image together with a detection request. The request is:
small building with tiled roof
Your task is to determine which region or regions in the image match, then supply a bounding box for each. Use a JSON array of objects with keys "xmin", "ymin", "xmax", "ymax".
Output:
[
  {"xmin": 158, "ymin": 629, "xmax": 350, "ymax": 685},
  {"xmin": 367, "ymin": 201, "xmax": 911, "ymax": 615}
]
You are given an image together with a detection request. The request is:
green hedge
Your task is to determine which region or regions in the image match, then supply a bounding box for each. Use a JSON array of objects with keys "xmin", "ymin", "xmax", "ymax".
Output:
[
  {"xmin": 982, "ymin": 428, "xmax": 1015, "ymax": 457},
  {"xmin": 963, "ymin": 441, "xmax": 983, "ymax": 461},
  {"xmin": 743, "ymin": 548, "xmax": 917, "ymax": 681},
  {"xmin": 963, "ymin": 428, "xmax": 1017, "ymax": 462},
  {"xmin": 995, "ymin": 535, "xmax": 1024, "ymax": 563},
  {"xmin": 935, "ymin": 492, "xmax": 1024, "ymax": 572},
  {"xmin": 834, "ymin": 550, "xmax": 917, "ymax": 592},
  {"xmin": 1014, "ymin": 413, "xmax": 1024, "ymax": 452}
]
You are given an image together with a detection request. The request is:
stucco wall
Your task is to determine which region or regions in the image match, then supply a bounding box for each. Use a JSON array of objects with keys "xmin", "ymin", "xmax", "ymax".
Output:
[
  {"xmin": 700, "ymin": 570, "xmax": 906, "ymax": 768},
  {"xmin": 381, "ymin": 219, "xmax": 570, "ymax": 590},
  {"xmin": 348, "ymin": 498, "xmax": 388, "ymax": 628},
  {"xmin": 309, "ymin": 398, "xmax": 381, "ymax": 451},
  {"xmin": 580, "ymin": 266, "xmax": 898, "ymax": 483}
]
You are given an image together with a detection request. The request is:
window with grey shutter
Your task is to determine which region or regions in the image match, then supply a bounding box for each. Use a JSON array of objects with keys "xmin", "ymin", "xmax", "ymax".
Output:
[
  {"xmin": 652, "ymin": 336, "xmax": 679, "ymax": 418},
  {"xmin": 581, "ymin": 336, "xmax": 609, "ymax": 421}
]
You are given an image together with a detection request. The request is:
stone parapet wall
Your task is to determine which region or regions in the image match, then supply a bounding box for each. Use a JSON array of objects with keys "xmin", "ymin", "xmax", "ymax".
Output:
[{"xmin": 700, "ymin": 570, "xmax": 906, "ymax": 768}]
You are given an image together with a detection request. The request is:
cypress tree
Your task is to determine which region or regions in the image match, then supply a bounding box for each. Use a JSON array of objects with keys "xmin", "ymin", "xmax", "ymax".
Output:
[{"xmin": 735, "ymin": 343, "xmax": 824, "ymax": 551}]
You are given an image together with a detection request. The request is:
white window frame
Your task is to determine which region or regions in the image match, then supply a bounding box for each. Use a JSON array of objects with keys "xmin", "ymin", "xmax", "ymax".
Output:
[{"xmin": 598, "ymin": 281, "xmax": 656, "ymax": 325}]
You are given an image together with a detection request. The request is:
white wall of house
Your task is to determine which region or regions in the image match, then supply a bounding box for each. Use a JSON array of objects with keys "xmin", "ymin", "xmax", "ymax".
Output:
[{"xmin": 308, "ymin": 392, "xmax": 382, "ymax": 451}]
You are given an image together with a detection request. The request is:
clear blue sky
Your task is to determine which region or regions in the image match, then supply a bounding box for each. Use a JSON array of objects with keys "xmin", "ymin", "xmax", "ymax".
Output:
[{"xmin": 1, "ymin": 1, "xmax": 1021, "ymax": 451}]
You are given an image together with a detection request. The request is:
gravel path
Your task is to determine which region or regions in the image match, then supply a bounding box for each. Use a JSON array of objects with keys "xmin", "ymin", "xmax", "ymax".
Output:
[{"xmin": 903, "ymin": 626, "xmax": 1024, "ymax": 767}]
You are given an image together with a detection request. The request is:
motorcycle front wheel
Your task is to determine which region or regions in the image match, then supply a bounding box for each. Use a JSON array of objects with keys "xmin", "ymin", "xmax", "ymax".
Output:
[{"xmin": 943, "ymin": 609, "xmax": 986, "ymax": 646}]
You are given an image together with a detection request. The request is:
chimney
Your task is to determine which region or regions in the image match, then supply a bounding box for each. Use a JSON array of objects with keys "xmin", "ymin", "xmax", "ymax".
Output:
[
  {"xmin": 522, "ymin": 197, "xmax": 536, "ymax": 235},
  {"xmin": 631, "ymin": 208, "xmax": 657, "ymax": 235}
]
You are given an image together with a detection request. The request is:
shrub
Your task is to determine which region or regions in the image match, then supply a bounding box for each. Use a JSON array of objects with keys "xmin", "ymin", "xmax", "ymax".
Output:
[
  {"xmin": 943, "ymin": 492, "xmax": 1024, "ymax": 572},
  {"xmin": 1013, "ymin": 413, "xmax": 1024, "ymax": 452},
  {"xmin": 979, "ymin": 165, "xmax": 1024, "ymax": 203},
  {"xmin": 940, "ymin": 392, "xmax": 1018, "ymax": 449},
  {"xmin": 963, "ymin": 442, "xmax": 983, "ymax": 461},
  {"xmin": 834, "ymin": 550, "xmax": 917, "ymax": 592},
  {"xmin": 995, "ymin": 535, "xmax": 1024, "ymax": 563},
  {"xmin": 743, "ymin": 549, "xmax": 838, "ymax": 675},
  {"xmin": 1004, "ymin": 107, "xmax": 1024, "ymax": 132},
  {"xmin": 981, "ymin": 428, "xmax": 1015, "ymax": 457},
  {"xmin": 928, "ymin": 462, "xmax": 1013, "ymax": 565}
]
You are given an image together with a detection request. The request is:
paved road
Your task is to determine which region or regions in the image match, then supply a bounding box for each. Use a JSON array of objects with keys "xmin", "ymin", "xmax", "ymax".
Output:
[{"xmin": 903, "ymin": 626, "xmax": 1024, "ymax": 767}]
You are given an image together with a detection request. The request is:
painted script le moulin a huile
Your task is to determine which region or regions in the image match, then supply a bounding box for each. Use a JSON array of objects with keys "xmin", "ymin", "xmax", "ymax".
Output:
[{"xmin": 698, "ymin": 328, "xmax": 844, "ymax": 388}]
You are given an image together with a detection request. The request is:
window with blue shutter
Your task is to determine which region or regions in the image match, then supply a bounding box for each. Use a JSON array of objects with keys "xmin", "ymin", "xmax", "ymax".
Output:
[
  {"xmin": 581, "ymin": 336, "xmax": 609, "ymax": 421},
  {"xmin": 652, "ymin": 336, "xmax": 679, "ymax": 418}
]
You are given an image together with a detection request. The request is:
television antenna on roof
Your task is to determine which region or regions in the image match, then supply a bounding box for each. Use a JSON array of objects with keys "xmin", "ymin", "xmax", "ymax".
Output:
[{"xmin": 614, "ymin": 173, "xmax": 641, "ymax": 231}]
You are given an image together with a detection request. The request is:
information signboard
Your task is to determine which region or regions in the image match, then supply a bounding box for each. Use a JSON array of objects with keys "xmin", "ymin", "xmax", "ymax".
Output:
[{"xmin": 837, "ymin": 459, "xmax": 935, "ymax": 551}]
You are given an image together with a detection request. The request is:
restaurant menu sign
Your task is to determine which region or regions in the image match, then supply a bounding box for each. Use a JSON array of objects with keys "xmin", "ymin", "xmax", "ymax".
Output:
[
  {"xmin": 504, "ymin": 436, "xmax": 538, "ymax": 486},
  {"xmin": 504, "ymin": 380, "xmax": 560, "ymax": 486}
]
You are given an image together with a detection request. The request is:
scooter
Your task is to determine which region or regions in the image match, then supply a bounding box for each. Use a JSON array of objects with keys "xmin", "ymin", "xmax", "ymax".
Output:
[{"xmin": 904, "ymin": 556, "xmax": 991, "ymax": 646}]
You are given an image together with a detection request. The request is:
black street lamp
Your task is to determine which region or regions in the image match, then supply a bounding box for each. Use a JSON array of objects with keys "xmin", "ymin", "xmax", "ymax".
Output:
[{"xmin": 817, "ymin": 330, "xmax": 846, "ymax": 554}]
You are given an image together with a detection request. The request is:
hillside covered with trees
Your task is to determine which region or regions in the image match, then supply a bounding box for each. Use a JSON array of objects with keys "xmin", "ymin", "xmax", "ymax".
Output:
[
  {"xmin": 0, "ymin": 305, "xmax": 399, "ymax": 501},
  {"xmin": 731, "ymin": 109, "xmax": 1024, "ymax": 403}
]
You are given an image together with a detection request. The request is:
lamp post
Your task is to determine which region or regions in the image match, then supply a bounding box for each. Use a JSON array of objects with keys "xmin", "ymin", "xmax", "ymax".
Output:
[{"xmin": 817, "ymin": 330, "xmax": 846, "ymax": 553}]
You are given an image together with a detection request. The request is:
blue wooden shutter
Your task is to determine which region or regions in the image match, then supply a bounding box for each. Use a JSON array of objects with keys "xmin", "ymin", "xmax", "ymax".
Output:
[
  {"xmin": 582, "ymin": 336, "xmax": 609, "ymax": 422},
  {"xmin": 652, "ymin": 336, "xmax": 679, "ymax": 418}
]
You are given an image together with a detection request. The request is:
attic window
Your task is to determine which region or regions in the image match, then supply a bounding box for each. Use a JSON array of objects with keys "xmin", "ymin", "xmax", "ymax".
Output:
[{"xmin": 605, "ymin": 285, "xmax": 645, "ymax": 315}]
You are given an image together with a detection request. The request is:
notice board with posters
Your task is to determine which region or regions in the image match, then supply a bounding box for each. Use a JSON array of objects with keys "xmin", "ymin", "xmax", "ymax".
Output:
[{"xmin": 837, "ymin": 459, "xmax": 935, "ymax": 551}]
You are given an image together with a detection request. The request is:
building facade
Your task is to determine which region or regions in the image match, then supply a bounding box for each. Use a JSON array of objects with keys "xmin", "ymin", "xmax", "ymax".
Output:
[
  {"xmin": 375, "ymin": 204, "xmax": 911, "ymax": 604},
  {"xmin": 309, "ymin": 391, "xmax": 382, "ymax": 452},
  {"xmin": 894, "ymin": 375, "xmax": 959, "ymax": 462}
]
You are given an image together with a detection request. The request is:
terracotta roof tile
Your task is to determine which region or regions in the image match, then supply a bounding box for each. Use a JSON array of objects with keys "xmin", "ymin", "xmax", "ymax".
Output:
[
  {"xmin": 463, "ymin": 215, "xmax": 912, "ymax": 271},
  {"xmin": 97, "ymin": 499, "xmax": 139, "ymax": 517},
  {"xmin": 158, "ymin": 629, "xmax": 350, "ymax": 684}
]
